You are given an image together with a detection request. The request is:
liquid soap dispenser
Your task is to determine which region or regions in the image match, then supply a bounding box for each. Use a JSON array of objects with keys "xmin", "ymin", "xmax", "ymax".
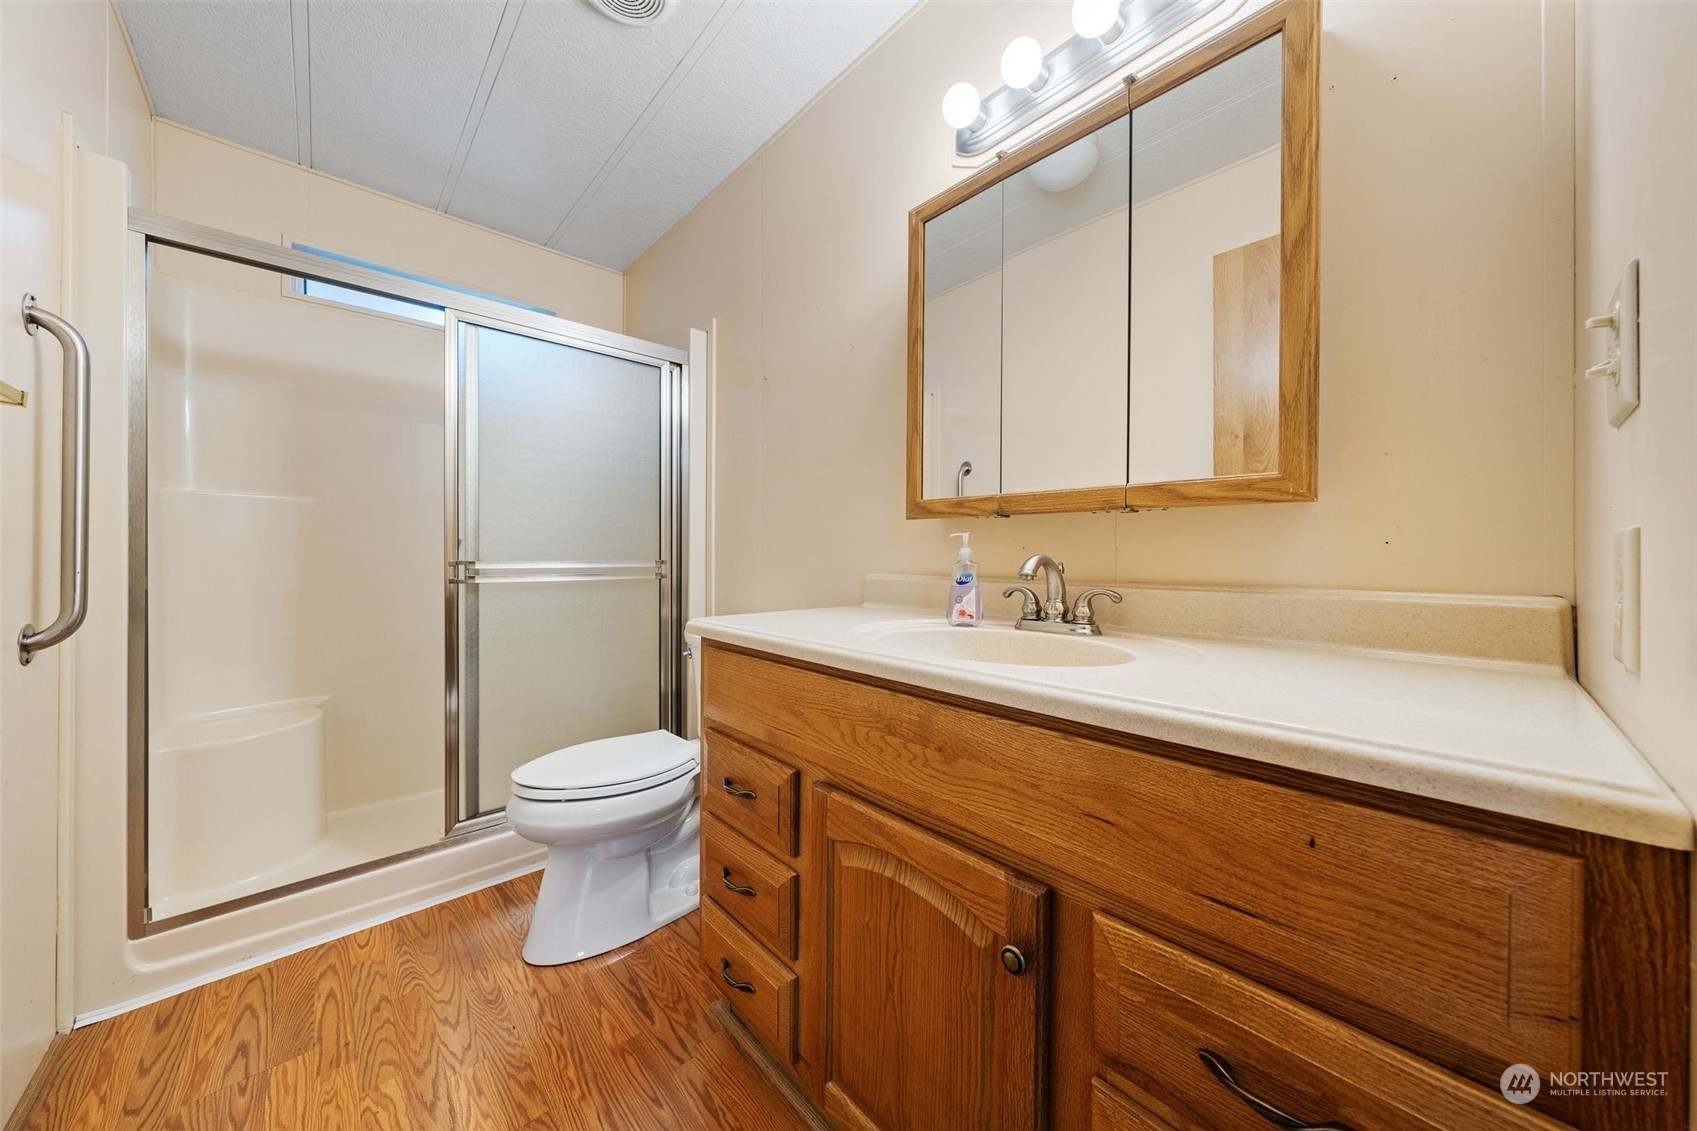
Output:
[{"xmin": 946, "ymin": 532, "xmax": 981, "ymax": 626}]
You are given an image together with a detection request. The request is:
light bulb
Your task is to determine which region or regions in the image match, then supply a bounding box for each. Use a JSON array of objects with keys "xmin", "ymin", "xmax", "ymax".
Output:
[
  {"xmin": 941, "ymin": 81, "xmax": 986, "ymax": 131},
  {"xmin": 1000, "ymin": 36, "xmax": 1048, "ymax": 92},
  {"xmin": 1071, "ymin": 0, "xmax": 1125, "ymax": 43}
]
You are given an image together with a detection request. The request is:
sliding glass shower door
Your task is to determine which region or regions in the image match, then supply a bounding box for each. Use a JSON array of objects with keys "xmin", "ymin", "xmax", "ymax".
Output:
[
  {"xmin": 449, "ymin": 317, "xmax": 683, "ymax": 825},
  {"xmin": 126, "ymin": 213, "xmax": 690, "ymax": 933}
]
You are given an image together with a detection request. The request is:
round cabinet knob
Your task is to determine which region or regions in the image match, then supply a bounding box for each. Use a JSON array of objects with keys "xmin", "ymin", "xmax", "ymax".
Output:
[{"xmin": 999, "ymin": 945, "xmax": 1027, "ymax": 976}]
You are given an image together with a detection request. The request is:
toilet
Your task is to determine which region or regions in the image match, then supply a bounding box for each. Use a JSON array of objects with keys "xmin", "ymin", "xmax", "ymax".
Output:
[{"xmin": 506, "ymin": 647, "xmax": 704, "ymax": 966}]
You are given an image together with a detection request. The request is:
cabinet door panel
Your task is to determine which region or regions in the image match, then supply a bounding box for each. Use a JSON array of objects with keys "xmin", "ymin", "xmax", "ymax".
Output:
[{"xmin": 820, "ymin": 788, "xmax": 1046, "ymax": 1131}]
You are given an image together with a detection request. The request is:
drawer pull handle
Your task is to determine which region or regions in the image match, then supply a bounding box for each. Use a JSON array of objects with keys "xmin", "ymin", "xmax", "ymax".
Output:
[
  {"xmin": 721, "ymin": 867, "xmax": 757, "ymax": 897},
  {"xmin": 719, "ymin": 958, "xmax": 756, "ymax": 994},
  {"xmin": 999, "ymin": 945, "xmax": 1027, "ymax": 975},
  {"xmin": 1198, "ymin": 1049, "xmax": 1354, "ymax": 1131},
  {"xmin": 721, "ymin": 777, "xmax": 758, "ymax": 800}
]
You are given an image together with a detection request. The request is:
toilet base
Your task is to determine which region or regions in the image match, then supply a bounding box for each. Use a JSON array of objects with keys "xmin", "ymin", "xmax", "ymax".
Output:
[{"xmin": 521, "ymin": 799, "xmax": 702, "ymax": 966}]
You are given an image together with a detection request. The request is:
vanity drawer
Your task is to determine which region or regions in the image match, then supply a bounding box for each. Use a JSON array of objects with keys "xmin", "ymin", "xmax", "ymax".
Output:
[
  {"xmin": 703, "ymin": 900, "xmax": 797, "ymax": 1063},
  {"xmin": 703, "ymin": 813, "xmax": 799, "ymax": 960},
  {"xmin": 1091, "ymin": 1078, "xmax": 1173, "ymax": 1130},
  {"xmin": 703, "ymin": 730, "xmax": 800, "ymax": 858},
  {"xmin": 1091, "ymin": 913, "xmax": 1567, "ymax": 1131}
]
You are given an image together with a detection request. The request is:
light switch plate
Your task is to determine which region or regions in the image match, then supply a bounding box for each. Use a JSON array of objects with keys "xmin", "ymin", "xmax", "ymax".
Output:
[
  {"xmin": 1611, "ymin": 260, "xmax": 1640, "ymax": 426},
  {"xmin": 1591, "ymin": 260, "xmax": 1641, "ymax": 427},
  {"xmin": 1613, "ymin": 525, "xmax": 1641, "ymax": 673}
]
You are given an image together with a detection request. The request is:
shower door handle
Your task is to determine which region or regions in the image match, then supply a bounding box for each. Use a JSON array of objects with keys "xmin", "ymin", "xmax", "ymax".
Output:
[
  {"xmin": 17, "ymin": 295, "xmax": 91, "ymax": 665},
  {"xmin": 450, "ymin": 560, "xmax": 665, "ymax": 584}
]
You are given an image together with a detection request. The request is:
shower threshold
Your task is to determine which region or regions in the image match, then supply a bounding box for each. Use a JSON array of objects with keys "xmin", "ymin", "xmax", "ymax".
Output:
[{"xmin": 149, "ymin": 788, "xmax": 447, "ymax": 921}]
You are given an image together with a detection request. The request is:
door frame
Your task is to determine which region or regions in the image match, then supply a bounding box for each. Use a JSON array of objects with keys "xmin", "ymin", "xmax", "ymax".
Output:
[{"xmin": 122, "ymin": 210, "xmax": 688, "ymax": 936}]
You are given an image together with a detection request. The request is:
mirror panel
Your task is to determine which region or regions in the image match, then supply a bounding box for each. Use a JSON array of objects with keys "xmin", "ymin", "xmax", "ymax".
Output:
[
  {"xmin": 922, "ymin": 183, "xmax": 1003, "ymax": 500},
  {"xmin": 908, "ymin": 1, "xmax": 1317, "ymax": 517},
  {"xmin": 1001, "ymin": 115, "xmax": 1130, "ymax": 495},
  {"xmin": 1128, "ymin": 32, "xmax": 1283, "ymax": 485}
]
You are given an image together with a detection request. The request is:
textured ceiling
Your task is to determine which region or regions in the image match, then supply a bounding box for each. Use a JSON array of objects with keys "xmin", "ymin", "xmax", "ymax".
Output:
[{"xmin": 117, "ymin": 0, "xmax": 915, "ymax": 270}]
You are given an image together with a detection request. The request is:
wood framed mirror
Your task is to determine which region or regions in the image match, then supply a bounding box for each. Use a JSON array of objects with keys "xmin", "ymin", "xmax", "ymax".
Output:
[{"xmin": 907, "ymin": 0, "xmax": 1318, "ymax": 518}]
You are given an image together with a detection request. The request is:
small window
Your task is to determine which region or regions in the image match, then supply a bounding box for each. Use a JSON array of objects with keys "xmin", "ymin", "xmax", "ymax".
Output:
[{"xmin": 288, "ymin": 243, "xmax": 556, "ymax": 325}]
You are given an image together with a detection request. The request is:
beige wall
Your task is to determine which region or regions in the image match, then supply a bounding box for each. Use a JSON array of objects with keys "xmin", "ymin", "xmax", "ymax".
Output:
[
  {"xmin": 627, "ymin": 0, "xmax": 1575, "ymax": 613},
  {"xmin": 1573, "ymin": 2, "xmax": 1697, "ymax": 1113},
  {"xmin": 151, "ymin": 120, "xmax": 625, "ymax": 334},
  {"xmin": 0, "ymin": 0, "xmax": 153, "ymax": 1114}
]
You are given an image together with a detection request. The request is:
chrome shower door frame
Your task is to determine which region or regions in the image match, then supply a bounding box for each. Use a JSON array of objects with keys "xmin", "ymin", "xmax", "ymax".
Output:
[
  {"xmin": 444, "ymin": 311, "xmax": 687, "ymax": 833},
  {"xmin": 124, "ymin": 211, "xmax": 688, "ymax": 936}
]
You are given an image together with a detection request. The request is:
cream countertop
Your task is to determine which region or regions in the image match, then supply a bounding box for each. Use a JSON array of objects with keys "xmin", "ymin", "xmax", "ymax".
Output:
[{"xmin": 687, "ymin": 590, "xmax": 1692, "ymax": 851}]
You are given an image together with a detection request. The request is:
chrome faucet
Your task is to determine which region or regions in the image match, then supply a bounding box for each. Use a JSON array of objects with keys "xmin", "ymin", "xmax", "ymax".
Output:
[
  {"xmin": 1005, "ymin": 553, "xmax": 1122, "ymax": 636},
  {"xmin": 1017, "ymin": 554, "xmax": 1068, "ymax": 620}
]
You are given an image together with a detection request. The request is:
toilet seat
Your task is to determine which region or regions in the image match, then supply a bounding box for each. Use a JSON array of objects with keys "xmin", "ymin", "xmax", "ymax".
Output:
[{"xmin": 510, "ymin": 728, "xmax": 699, "ymax": 802}]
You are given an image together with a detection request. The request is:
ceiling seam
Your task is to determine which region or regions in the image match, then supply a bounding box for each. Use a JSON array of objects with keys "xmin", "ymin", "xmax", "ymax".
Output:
[
  {"xmin": 289, "ymin": 0, "xmax": 312, "ymax": 165},
  {"xmin": 108, "ymin": 1, "xmax": 157, "ymax": 119},
  {"xmin": 438, "ymin": 0, "xmax": 527, "ymax": 213},
  {"xmin": 544, "ymin": 0, "xmax": 742, "ymax": 250}
]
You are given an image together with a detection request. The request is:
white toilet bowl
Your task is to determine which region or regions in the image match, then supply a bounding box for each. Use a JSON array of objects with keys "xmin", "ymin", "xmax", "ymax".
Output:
[{"xmin": 507, "ymin": 728, "xmax": 702, "ymax": 966}]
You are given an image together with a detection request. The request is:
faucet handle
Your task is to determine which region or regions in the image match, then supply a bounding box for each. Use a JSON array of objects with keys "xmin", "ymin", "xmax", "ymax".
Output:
[
  {"xmin": 1071, "ymin": 588, "xmax": 1123, "ymax": 626},
  {"xmin": 1002, "ymin": 586, "xmax": 1041, "ymax": 621}
]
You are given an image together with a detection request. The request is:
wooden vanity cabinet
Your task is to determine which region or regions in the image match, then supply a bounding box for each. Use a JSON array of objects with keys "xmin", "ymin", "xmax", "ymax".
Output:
[
  {"xmin": 698, "ymin": 642, "xmax": 1690, "ymax": 1131},
  {"xmin": 818, "ymin": 788, "xmax": 1046, "ymax": 1131}
]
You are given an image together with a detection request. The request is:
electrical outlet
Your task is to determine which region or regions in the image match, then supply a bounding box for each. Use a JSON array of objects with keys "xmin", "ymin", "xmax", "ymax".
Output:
[{"xmin": 1613, "ymin": 525, "xmax": 1641, "ymax": 673}]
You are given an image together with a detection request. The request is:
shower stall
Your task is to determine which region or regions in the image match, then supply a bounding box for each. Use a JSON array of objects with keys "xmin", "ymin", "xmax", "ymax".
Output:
[{"xmin": 127, "ymin": 213, "xmax": 686, "ymax": 933}]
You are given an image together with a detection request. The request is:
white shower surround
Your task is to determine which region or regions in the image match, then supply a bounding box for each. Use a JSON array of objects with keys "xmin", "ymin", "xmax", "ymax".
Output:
[
  {"xmin": 63, "ymin": 150, "xmax": 712, "ymax": 1023},
  {"xmin": 141, "ymin": 253, "xmax": 447, "ymax": 919}
]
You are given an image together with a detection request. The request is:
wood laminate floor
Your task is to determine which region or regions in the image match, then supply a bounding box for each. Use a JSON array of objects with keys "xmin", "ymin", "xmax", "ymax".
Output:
[{"xmin": 10, "ymin": 874, "xmax": 810, "ymax": 1130}]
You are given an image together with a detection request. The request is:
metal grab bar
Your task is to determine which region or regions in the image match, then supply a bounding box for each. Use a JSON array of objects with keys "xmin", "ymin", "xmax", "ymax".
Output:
[
  {"xmin": 955, "ymin": 460, "xmax": 973, "ymax": 496},
  {"xmin": 18, "ymin": 294, "xmax": 91, "ymax": 665}
]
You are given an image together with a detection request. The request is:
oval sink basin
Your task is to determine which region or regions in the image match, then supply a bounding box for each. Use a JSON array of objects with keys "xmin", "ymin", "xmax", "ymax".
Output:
[{"xmin": 873, "ymin": 626, "xmax": 1135, "ymax": 668}]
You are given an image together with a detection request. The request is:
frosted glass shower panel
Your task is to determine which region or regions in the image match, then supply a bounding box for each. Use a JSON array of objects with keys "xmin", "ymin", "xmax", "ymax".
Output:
[
  {"xmin": 472, "ymin": 326, "xmax": 662, "ymax": 564},
  {"xmin": 456, "ymin": 323, "xmax": 671, "ymax": 820},
  {"xmin": 472, "ymin": 580, "xmax": 661, "ymax": 812}
]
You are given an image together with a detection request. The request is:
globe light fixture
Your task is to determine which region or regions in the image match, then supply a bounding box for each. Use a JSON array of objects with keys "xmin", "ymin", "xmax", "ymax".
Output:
[
  {"xmin": 1027, "ymin": 135, "xmax": 1101, "ymax": 192},
  {"xmin": 1072, "ymin": 0, "xmax": 1126, "ymax": 43},
  {"xmin": 941, "ymin": 81, "xmax": 986, "ymax": 131},
  {"xmin": 1000, "ymin": 36, "xmax": 1048, "ymax": 92}
]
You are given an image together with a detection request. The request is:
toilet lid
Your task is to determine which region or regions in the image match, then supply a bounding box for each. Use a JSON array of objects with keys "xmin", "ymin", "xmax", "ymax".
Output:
[{"xmin": 510, "ymin": 729, "xmax": 699, "ymax": 801}]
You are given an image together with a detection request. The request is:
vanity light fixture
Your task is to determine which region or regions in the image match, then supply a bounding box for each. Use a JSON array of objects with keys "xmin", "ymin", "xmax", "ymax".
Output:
[
  {"xmin": 941, "ymin": 0, "xmax": 1228, "ymax": 158},
  {"xmin": 1001, "ymin": 36, "xmax": 1049, "ymax": 92}
]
